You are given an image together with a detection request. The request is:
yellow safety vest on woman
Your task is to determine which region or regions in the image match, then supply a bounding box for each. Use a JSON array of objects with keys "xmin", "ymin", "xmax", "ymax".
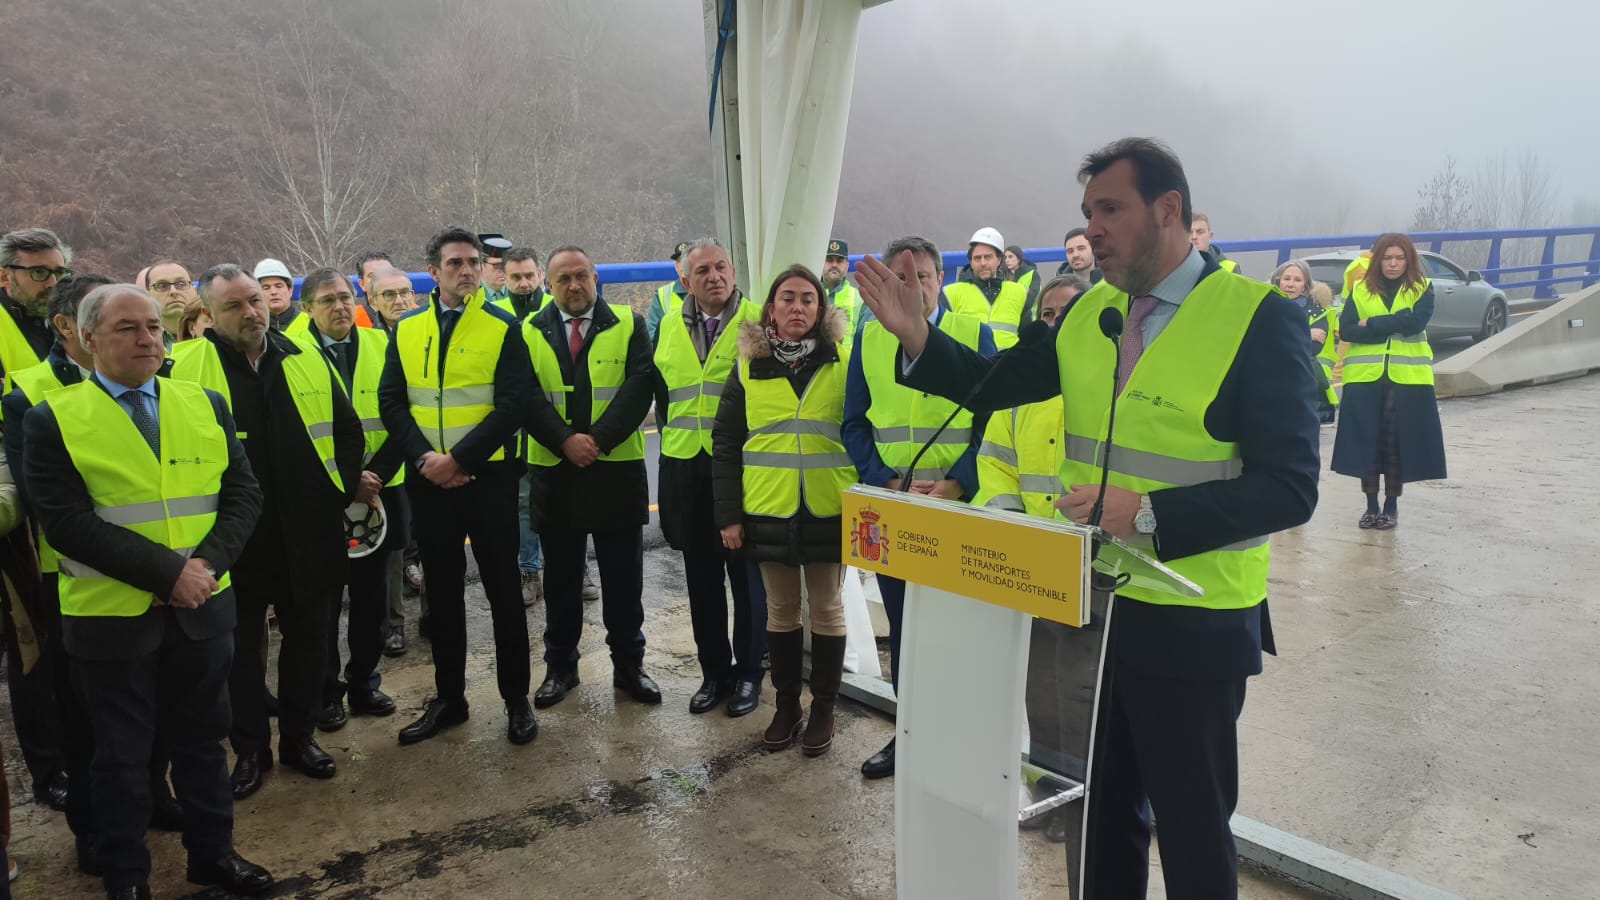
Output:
[
  {"xmin": 169, "ymin": 338, "xmax": 345, "ymax": 490},
  {"xmin": 1307, "ymin": 304, "xmax": 1340, "ymax": 407},
  {"xmin": 10, "ymin": 361, "xmax": 69, "ymax": 572},
  {"xmin": 974, "ymin": 397, "xmax": 1065, "ymax": 518},
  {"xmin": 525, "ymin": 305, "xmax": 646, "ymax": 466},
  {"xmin": 943, "ymin": 281, "xmax": 1026, "ymax": 349},
  {"xmin": 393, "ymin": 292, "xmax": 516, "ymax": 462},
  {"xmin": 860, "ymin": 312, "xmax": 983, "ymax": 481},
  {"xmin": 1056, "ymin": 272, "xmax": 1272, "ymax": 611},
  {"xmin": 655, "ymin": 297, "xmax": 761, "ymax": 459},
  {"xmin": 50, "ymin": 378, "xmax": 232, "ymax": 617},
  {"xmin": 1341, "ymin": 279, "xmax": 1435, "ymax": 386},
  {"xmin": 739, "ymin": 353, "xmax": 857, "ymax": 519}
]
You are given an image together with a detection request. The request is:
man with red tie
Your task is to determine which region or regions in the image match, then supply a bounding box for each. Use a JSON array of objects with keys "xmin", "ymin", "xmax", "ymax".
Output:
[{"xmin": 522, "ymin": 246, "xmax": 661, "ymax": 709}]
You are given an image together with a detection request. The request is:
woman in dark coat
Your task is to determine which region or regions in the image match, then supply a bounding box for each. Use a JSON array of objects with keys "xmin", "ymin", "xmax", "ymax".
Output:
[
  {"xmin": 1331, "ymin": 232, "xmax": 1448, "ymax": 529},
  {"xmin": 712, "ymin": 264, "xmax": 853, "ymax": 757}
]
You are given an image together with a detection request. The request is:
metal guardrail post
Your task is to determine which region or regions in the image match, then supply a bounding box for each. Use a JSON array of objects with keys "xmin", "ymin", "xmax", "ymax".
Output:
[
  {"xmin": 1485, "ymin": 237, "xmax": 1502, "ymax": 281},
  {"xmin": 1536, "ymin": 235, "xmax": 1559, "ymax": 299},
  {"xmin": 1586, "ymin": 231, "xmax": 1600, "ymax": 290}
]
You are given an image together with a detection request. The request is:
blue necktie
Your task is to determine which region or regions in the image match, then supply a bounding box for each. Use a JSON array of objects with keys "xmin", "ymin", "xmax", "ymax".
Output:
[{"xmin": 121, "ymin": 391, "xmax": 160, "ymax": 456}]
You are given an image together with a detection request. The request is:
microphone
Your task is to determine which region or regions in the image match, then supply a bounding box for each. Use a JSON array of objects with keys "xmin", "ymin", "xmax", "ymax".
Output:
[
  {"xmin": 1087, "ymin": 307, "xmax": 1123, "ymax": 528},
  {"xmin": 898, "ymin": 319, "xmax": 1052, "ymax": 492}
]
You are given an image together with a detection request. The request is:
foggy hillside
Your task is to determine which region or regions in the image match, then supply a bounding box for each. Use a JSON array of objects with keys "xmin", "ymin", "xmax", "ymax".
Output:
[{"xmin": 2, "ymin": 0, "xmax": 1594, "ymax": 277}]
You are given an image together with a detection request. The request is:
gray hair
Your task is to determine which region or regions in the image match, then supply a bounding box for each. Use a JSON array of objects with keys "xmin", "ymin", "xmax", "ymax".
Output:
[
  {"xmin": 884, "ymin": 236, "xmax": 943, "ymax": 272},
  {"xmin": 681, "ymin": 238, "xmax": 727, "ymax": 267},
  {"xmin": 1037, "ymin": 273, "xmax": 1092, "ymax": 306},
  {"xmin": 368, "ymin": 265, "xmax": 411, "ymax": 284},
  {"xmin": 195, "ymin": 263, "xmax": 254, "ymax": 308},
  {"xmin": 0, "ymin": 228, "xmax": 73, "ymax": 267},
  {"xmin": 78, "ymin": 283, "xmax": 159, "ymax": 337},
  {"xmin": 1270, "ymin": 259, "xmax": 1313, "ymax": 297}
]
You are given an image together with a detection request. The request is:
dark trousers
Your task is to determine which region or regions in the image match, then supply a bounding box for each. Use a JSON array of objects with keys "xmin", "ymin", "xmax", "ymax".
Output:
[
  {"xmin": 878, "ymin": 574, "xmax": 906, "ymax": 692},
  {"xmin": 4, "ymin": 601, "xmax": 63, "ymax": 790},
  {"xmin": 541, "ymin": 527, "xmax": 645, "ymax": 669},
  {"xmin": 230, "ymin": 560, "xmax": 336, "ymax": 756},
  {"xmin": 72, "ymin": 624, "xmax": 233, "ymax": 891},
  {"xmin": 682, "ymin": 549, "xmax": 767, "ymax": 682},
  {"xmin": 407, "ymin": 465, "xmax": 530, "ymax": 702},
  {"xmin": 1083, "ymin": 654, "xmax": 1248, "ymax": 899},
  {"xmin": 325, "ymin": 547, "xmax": 392, "ymax": 702}
]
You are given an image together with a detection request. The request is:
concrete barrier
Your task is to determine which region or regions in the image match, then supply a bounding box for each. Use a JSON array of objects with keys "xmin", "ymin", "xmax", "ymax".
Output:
[{"xmin": 1434, "ymin": 283, "xmax": 1600, "ymax": 398}]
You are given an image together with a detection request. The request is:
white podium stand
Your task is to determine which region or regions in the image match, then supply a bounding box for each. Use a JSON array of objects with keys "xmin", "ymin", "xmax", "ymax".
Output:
[{"xmin": 841, "ymin": 485, "xmax": 1197, "ymax": 900}]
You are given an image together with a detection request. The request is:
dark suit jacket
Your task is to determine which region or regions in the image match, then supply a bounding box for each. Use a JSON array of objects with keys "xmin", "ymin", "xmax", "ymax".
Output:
[
  {"xmin": 900, "ymin": 255, "xmax": 1321, "ymax": 679},
  {"xmin": 524, "ymin": 301, "xmax": 653, "ymax": 533},
  {"xmin": 377, "ymin": 291, "xmax": 534, "ymax": 478},
  {"xmin": 303, "ymin": 322, "xmax": 404, "ymax": 484},
  {"xmin": 23, "ymin": 377, "xmax": 263, "ymax": 660}
]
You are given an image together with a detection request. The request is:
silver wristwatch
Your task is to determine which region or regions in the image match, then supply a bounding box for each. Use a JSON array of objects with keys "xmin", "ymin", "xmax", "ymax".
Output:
[{"xmin": 1134, "ymin": 495, "xmax": 1157, "ymax": 535}]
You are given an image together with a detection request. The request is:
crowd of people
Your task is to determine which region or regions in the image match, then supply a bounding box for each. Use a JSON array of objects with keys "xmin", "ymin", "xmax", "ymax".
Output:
[{"xmin": 0, "ymin": 135, "xmax": 1448, "ymax": 899}]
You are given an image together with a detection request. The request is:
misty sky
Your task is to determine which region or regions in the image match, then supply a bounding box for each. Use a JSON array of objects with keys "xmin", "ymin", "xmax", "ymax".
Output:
[{"xmin": 656, "ymin": 0, "xmax": 1597, "ymax": 249}]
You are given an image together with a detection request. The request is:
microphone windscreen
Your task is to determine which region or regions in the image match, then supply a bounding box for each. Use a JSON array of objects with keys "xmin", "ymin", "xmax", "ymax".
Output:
[{"xmin": 1098, "ymin": 306, "xmax": 1124, "ymax": 339}]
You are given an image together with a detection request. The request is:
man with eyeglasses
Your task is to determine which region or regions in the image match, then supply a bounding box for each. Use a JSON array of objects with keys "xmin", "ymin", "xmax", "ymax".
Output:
[
  {"xmin": 144, "ymin": 259, "xmax": 198, "ymax": 348},
  {"xmin": 353, "ymin": 251, "xmax": 397, "ymax": 332},
  {"xmin": 0, "ymin": 228, "xmax": 71, "ymax": 818},
  {"xmin": 0, "ymin": 228, "xmax": 70, "ymax": 383},
  {"xmin": 378, "ymin": 226, "xmax": 536, "ymax": 746},
  {"xmin": 292, "ymin": 268, "xmax": 403, "ymax": 736}
]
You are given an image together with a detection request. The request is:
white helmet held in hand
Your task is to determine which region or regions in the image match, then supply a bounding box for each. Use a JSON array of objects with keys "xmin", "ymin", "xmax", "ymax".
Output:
[{"xmin": 968, "ymin": 227, "xmax": 1005, "ymax": 256}]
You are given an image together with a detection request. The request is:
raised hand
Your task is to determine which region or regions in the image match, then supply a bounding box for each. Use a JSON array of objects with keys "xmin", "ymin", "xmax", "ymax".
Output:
[{"xmin": 854, "ymin": 250, "xmax": 933, "ymax": 358}]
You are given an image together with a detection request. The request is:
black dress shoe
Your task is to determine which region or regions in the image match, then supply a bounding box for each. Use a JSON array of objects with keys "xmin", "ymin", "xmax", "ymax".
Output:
[
  {"xmin": 77, "ymin": 833, "xmax": 104, "ymax": 877},
  {"xmin": 398, "ymin": 697, "xmax": 469, "ymax": 745},
  {"xmin": 149, "ymin": 793, "xmax": 185, "ymax": 832},
  {"xmin": 106, "ymin": 886, "xmax": 150, "ymax": 900},
  {"xmin": 688, "ymin": 677, "xmax": 733, "ymax": 714},
  {"xmin": 382, "ymin": 629, "xmax": 407, "ymax": 657},
  {"xmin": 726, "ymin": 678, "xmax": 762, "ymax": 718},
  {"xmin": 34, "ymin": 769, "xmax": 68, "ymax": 811},
  {"xmin": 861, "ymin": 737, "xmax": 896, "ymax": 780},
  {"xmin": 349, "ymin": 688, "xmax": 396, "ymax": 717},
  {"xmin": 230, "ymin": 752, "xmax": 271, "ymax": 800},
  {"xmin": 187, "ymin": 849, "xmax": 273, "ymax": 895},
  {"xmin": 317, "ymin": 699, "xmax": 348, "ymax": 732},
  {"xmin": 613, "ymin": 662, "xmax": 662, "ymax": 705},
  {"xmin": 506, "ymin": 698, "xmax": 539, "ymax": 745},
  {"xmin": 264, "ymin": 689, "xmax": 279, "ymax": 717},
  {"xmin": 280, "ymin": 738, "xmax": 336, "ymax": 779},
  {"xmin": 534, "ymin": 669, "xmax": 581, "ymax": 709}
]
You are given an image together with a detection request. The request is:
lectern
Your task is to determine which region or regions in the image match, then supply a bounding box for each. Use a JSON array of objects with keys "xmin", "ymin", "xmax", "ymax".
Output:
[{"xmin": 841, "ymin": 485, "xmax": 1198, "ymax": 900}]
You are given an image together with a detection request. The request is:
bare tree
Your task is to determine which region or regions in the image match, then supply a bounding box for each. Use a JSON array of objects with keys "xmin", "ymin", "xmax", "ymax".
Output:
[
  {"xmin": 245, "ymin": 5, "xmax": 392, "ymax": 270},
  {"xmin": 1411, "ymin": 155, "xmax": 1474, "ymax": 233}
]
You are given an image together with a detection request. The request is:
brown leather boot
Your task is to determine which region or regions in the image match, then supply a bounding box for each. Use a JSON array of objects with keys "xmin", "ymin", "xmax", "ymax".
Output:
[
  {"xmin": 763, "ymin": 629, "xmax": 805, "ymax": 751},
  {"xmin": 802, "ymin": 634, "xmax": 847, "ymax": 757}
]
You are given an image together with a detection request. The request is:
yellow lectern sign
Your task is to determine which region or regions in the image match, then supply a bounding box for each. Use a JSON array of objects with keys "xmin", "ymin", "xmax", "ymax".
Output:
[{"xmin": 841, "ymin": 486, "xmax": 1091, "ymax": 627}]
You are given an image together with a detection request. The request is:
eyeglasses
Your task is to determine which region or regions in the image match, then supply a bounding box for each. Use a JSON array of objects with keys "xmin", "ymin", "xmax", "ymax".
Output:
[
  {"xmin": 310, "ymin": 293, "xmax": 356, "ymax": 308},
  {"xmin": 376, "ymin": 288, "xmax": 415, "ymax": 303},
  {"xmin": 4, "ymin": 264, "xmax": 74, "ymax": 283},
  {"xmin": 149, "ymin": 279, "xmax": 193, "ymax": 293}
]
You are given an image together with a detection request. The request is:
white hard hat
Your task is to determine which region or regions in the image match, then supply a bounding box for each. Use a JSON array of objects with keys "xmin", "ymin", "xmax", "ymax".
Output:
[
  {"xmin": 969, "ymin": 227, "xmax": 1005, "ymax": 254},
  {"xmin": 253, "ymin": 258, "xmax": 293, "ymax": 283}
]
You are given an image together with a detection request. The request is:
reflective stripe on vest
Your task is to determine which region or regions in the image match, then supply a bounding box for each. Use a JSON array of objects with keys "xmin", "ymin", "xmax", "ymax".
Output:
[
  {"xmin": 0, "ymin": 305, "xmax": 45, "ymax": 387},
  {"xmin": 942, "ymin": 281, "xmax": 1026, "ymax": 348},
  {"xmin": 394, "ymin": 292, "xmax": 513, "ymax": 461},
  {"xmin": 1056, "ymin": 272, "xmax": 1273, "ymax": 609},
  {"xmin": 169, "ymin": 338, "xmax": 345, "ymax": 490},
  {"xmin": 50, "ymin": 378, "xmax": 232, "ymax": 617},
  {"xmin": 974, "ymin": 398, "xmax": 1065, "ymax": 520},
  {"xmin": 1342, "ymin": 279, "xmax": 1435, "ymax": 386},
  {"xmin": 739, "ymin": 352, "xmax": 857, "ymax": 519},
  {"xmin": 524, "ymin": 305, "xmax": 646, "ymax": 466},
  {"xmin": 861, "ymin": 312, "xmax": 983, "ymax": 480},
  {"xmin": 654, "ymin": 297, "xmax": 760, "ymax": 459},
  {"xmin": 293, "ymin": 327, "xmax": 404, "ymax": 487}
]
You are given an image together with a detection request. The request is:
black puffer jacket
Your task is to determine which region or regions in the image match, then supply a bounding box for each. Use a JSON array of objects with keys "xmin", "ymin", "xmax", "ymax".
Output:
[{"xmin": 711, "ymin": 308, "xmax": 850, "ymax": 567}]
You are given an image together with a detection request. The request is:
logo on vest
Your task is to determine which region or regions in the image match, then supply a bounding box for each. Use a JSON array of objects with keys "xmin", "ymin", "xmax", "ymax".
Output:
[
  {"xmin": 167, "ymin": 456, "xmax": 220, "ymax": 467},
  {"xmin": 849, "ymin": 506, "xmax": 889, "ymax": 564},
  {"xmin": 1123, "ymin": 389, "xmax": 1184, "ymax": 413}
]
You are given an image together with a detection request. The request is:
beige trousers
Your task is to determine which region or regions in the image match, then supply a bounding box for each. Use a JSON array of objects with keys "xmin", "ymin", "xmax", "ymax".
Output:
[{"xmin": 759, "ymin": 562, "xmax": 847, "ymax": 637}]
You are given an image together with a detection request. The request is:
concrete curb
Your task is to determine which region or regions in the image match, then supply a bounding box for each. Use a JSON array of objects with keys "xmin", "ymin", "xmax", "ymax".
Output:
[{"xmin": 1436, "ymin": 283, "xmax": 1600, "ymax": 398}]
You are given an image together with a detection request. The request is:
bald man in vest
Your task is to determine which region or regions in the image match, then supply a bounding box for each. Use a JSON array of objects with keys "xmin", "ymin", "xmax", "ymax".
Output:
[{"xmin": 856, "ymin": 138, "xmax": 1319, "ymax": 899}]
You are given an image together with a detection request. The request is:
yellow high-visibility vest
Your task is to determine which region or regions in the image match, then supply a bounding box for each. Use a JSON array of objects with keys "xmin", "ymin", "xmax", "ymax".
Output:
[
  {"xmin": 859, "ymin": 312, "xmax": 983, "ymax": 481},
  {"xmin": 1342, "ymin": 279, "xmax": 1434, "ymax": 386},
  {"xmin": 943, "ymin": 281, "xmax": 1026, "ymax": 349},
  {"xmin": 524, "ymin": 305, "xmax": 646, "ymax": 466},
  {"xmin": 393, "ymin": 292, "xmax": 516, "ymax": 462},
  {"xmin": 974, "ymin": 398, "xmax": 1065, "ymax": 519},
  {"xmin": 655, "ymin": 297, "xmax": 760, "ymax": 459},
  {"xmin": 738, "ymin": 352, "xmax": 856, "ymax": 518}
]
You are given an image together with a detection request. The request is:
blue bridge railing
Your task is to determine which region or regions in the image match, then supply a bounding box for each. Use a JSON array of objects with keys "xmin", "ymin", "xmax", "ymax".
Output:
[{"xmin": 383, "ymin": 226, "xmax": 1600, "ymax": 302}]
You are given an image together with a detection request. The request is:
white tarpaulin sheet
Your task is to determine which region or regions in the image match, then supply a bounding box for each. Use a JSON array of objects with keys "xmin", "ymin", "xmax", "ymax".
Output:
[{"xmin": 735, "ymin": 0, "xmax": 862, "ymax": 299}]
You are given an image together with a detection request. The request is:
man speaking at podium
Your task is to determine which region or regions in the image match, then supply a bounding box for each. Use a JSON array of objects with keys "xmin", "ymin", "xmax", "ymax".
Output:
[{"xmin": 854, "ymin": 137, "xmax": 1320, "ymax": 899}]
